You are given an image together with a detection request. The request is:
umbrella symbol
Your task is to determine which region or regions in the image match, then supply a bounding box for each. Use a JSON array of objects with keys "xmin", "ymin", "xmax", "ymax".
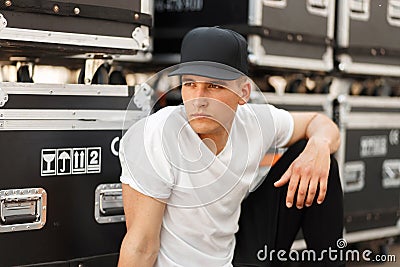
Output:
[{"xmin": 59, "ymin": 151, "xmax": 71, "ymax": 172}]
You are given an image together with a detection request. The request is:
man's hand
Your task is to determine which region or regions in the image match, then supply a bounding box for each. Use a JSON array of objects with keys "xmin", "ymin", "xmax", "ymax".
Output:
[
  {"xmin": 273, "ymin": 112, "xmax": 340, "ymax": 209},
  {"xmin": 274, "ymin": 137, "xmax": 331, "ymax": 209}
]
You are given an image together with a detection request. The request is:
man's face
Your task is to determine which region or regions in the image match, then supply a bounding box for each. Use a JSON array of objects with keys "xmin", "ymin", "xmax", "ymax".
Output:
[{"xmin": 181, "ymin": 75, "xmax": 245, "ymax": 136}]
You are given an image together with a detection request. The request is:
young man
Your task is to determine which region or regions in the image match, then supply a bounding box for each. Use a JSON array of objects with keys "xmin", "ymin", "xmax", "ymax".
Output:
[{"xmin": 118, "ymin": 27, "xmax": 342, "ymax": 266}]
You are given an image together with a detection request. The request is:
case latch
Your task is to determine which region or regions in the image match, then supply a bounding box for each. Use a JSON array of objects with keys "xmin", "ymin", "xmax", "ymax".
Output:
[
  {"xmin": 134, "ymin": 82, "xmax": 153, "ymax": 116},
  {"xmin": 95, "ymin": 183, "xmax": 125, "ymax": 224},
  {"xmin": 0, "ymin": 13, "xmax": 7, "ymax": 32},
  {"xmin": 132, "ymin": 26, "xmax": 150, "ymax": 50},
  {"xmin": 0, "ymin": 188, "xmax": 47, "ymax": 233},
  {"xmin": 0, "ymin": 87, "xmax": 9, "ymax": 108},
  {"xmin": 382, "ymin": 159, "xmax": 400, "ymax": 188},
  {"xmin": 343, "ymin": 161, "xmax": 365, "ymax": 192}
]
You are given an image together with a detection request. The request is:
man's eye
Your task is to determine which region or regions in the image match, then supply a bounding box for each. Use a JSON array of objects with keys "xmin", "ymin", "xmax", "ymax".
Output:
[
  {"xmin": 183, "ymin": 82, "xmax": 195, "ymax": 87},
  {"xmin": 209, "ymin": 84, "xmax": 222, "ymax": 89}
]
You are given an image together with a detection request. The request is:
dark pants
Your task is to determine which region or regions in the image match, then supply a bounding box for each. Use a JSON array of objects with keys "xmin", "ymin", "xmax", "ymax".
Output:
[{"xmin": 233, "ymin": 140, "xmax": 345, "ymax": 267}]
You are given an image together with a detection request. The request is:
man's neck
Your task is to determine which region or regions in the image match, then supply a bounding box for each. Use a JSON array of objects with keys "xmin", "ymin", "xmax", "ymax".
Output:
[{"xmin": 199, "ymin": 129, "xmax": 230, "ymax": 155}]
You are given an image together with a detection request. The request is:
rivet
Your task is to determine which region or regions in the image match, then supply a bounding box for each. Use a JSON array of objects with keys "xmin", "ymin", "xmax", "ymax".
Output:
[
  {"xmin": 263, "ymin": 29, "xmax": 270, "ymax": 36},
  {"xmin": 53, "ymin": 5, "xmax": 60, "ymax": 13},
  {"xmin": 370, "ymin": 48, "xmax": 377, "ymax": 56},
  {"xmin": 11, "ymin": 227, "xmax": 15, "ymax": 231},
  {"xmin": 5, "ymin": 0, "xmax": 12, "ymax": 7},
  {"xmin": 287, "ymin": 34, "xmax": 294, "ymax": 41},
  {"xmin": 49, "ymin": 90, "xmax": 53, "ymax": 94},
  {"xmin": 26, "ymin": 225, "xmax": 30, "ymax": 229},
  {"xmin": 296, "ymin": 34, "xmax": 303, "ymax": 42},
  {"xmin": 97, "ymin": 90, "xmax": 101, "ymax": 95},
  {"xmin": 134, "ymin": 13, "xmax": 139, "ymax": 20},
  {"xmin": 43, "ymin": 206, "xmax": 46, "ymax": 210},
  {"xmin": 73, "ymin": 7, "xmax": 80, "ymax": 15},
  {"xmin": 85, "ymin": 78, "xmax": 91, "ymax": 84},
  {"xmin": 380, "ymin": 48, "xmax": 386, "ymax": 55},
  {"xmin": 0, "ymin": 102, "xmax": 3, "ymax": 106}
]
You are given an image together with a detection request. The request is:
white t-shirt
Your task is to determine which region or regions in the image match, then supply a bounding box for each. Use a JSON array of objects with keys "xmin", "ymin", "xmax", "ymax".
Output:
[{"xmin": 120, "ymin": 104, "xmax": 294, "ymax": 267}]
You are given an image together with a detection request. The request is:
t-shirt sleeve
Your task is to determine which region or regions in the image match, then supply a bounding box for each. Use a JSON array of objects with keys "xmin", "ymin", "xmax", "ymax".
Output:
[
  {"xmin": 119, "ymin": 119, "xmax": 173, "ymax": 199},
  {"xmin": 268, "ymin": 104, "xmax": 294, "ymax": 148}
]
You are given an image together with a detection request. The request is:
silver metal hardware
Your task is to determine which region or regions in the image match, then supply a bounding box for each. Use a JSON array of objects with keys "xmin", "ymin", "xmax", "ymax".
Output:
[
  {"xmin": 132, "ymin": 26, "xmax": 150, "ymax": 50},
  {"xmin": 343, "ymin": 161, "xmax": 365, "ymax": 192},
  {"xmin": 307, "ymin": 0, "xmax": 329, "ymax": 17},
  {"xmin": 95, "ymin": 183, "xmax": 125, "ymax": 224},
  {"xmin": 84, "ymin": 54, "xmax": 112, "ymax": 85},
  {"xmin": 4, "ymin": 1, "xmax": 11, "ymax": 7},
  {"xmin": 53, "ymin": 4, "xmax": 60, "ymax": 13},
  {"xmin": 388, "ymin": 0, "xmax": 400, "ymax": 27},
  {"xmin": 382, "ymin": 159, "xmax": 400, "ymax": 188},
  {"xmin": 74, "ymin": 7, "xmax": 80, "ymax": 15},
  {"xmin": 0, "ymin": 13, "xmax": 7, "ymax": 32},
  {"xmin": 0, "ymin": 87, "xmax": 8, "ymax": 107},
  {"xmin": 349, "ymin": 0, "xmax": 370, "ymax": 21},
  {"xmin": 134, "ymin": 82, "xmax": 153, "ymax": 116},
  {"xmin": 0, "ymin": 188, "xmax": 47, "ymax": 233},
  {"xmin": 263, "ymin": 0, "xmax": 287, "ymax": 9}
]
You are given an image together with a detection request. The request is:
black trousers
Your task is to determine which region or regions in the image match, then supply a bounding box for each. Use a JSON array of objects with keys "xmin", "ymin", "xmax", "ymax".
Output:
[{"xmin": 233, "ymin": 140, "xmax": 345, "ymax": 267}]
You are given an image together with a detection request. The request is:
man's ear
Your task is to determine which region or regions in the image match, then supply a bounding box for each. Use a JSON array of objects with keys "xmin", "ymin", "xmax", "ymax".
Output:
[{"xmin": 238, "ymin": 82, "xmax": 251, "ymax": 105}]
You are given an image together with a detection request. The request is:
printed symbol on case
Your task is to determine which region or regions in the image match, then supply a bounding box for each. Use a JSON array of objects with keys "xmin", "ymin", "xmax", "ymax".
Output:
[
  {"xmin": 87, "ymin": 147, "xmax": 101, "ymax": 173},
  {"xmin": 41, "ymin": 149, "xmax": 56, "ymax": 176},
  {"xmin": 72, "ymin": 148, "xmax": 86, "ymax": 174},
  {"xmin": 57, "ymin": 149, "xmax": 72, "ymax": 175}
]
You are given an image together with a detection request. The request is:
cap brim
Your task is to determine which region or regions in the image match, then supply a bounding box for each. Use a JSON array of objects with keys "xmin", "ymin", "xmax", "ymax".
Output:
[{"xmin": 168, "ymin": 62, "xmax": 243, "ymax": 81}]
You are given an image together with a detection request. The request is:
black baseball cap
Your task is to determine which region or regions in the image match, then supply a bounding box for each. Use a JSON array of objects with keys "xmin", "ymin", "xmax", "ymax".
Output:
[{"xmin": 168, "ymin": 27, "xmax": 248, "ymax": 80}]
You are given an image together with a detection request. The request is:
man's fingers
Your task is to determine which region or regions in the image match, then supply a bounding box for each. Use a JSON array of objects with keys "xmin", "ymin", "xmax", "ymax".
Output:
[
  {"xmin": 295, "ymin": 167, "xmax": 311, "ymax": 209},
  {"xmin": 305, "ymin": 175, "xmax": 319, "ymax": 207},
  {"xmin": 274, "ymin": 168, "xmax": 291, "ymax": 187},
  {"xmin": 285, "ymin": 172, "xmax": 300, "ymax": 208},
  {"xmin": 317, "ymin": 173, "xmax": 329, "ymax": 204}
]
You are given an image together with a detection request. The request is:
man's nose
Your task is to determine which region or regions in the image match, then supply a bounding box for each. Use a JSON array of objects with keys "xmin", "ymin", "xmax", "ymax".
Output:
[{"xmin": 192, "ymin": 84, "xmax": 208, "ymax": 107}]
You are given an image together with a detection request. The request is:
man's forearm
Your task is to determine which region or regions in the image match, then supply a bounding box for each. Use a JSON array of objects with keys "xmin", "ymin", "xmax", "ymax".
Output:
[
  {"xmin": 118, "ymin": 231, "xmax": 159, "ymax": 267},
  {"xmin": 305, "ymin": 113, "xmax": 340, "ymax": 154}
]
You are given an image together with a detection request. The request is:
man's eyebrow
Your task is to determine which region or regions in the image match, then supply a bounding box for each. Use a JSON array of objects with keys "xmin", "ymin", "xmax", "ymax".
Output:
[{"xmin": 182, "ymin": 78, "xmax": 195, "ymax": 82}]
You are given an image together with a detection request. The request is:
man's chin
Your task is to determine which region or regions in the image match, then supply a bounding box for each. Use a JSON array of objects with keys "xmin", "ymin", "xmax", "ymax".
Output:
[{"xmin": 188, "ymin": 120, "xmax": 217, "ymax": 135}]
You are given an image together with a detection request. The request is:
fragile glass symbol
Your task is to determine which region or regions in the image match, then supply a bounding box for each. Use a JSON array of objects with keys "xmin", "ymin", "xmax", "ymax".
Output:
[{"xmin": 43, "ymin": 153, "xmax": 56, "ymax": 173}]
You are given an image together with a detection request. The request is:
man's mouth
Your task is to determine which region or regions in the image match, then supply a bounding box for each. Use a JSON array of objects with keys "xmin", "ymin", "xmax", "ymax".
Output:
[{"xmin": 190, "ymin": 113, "xmax": 212, "ymax": 119}]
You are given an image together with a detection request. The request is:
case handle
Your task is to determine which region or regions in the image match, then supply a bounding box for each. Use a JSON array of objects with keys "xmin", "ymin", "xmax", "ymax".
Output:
[
  {"xmin": 95, "ymin": 183, "xmax": 125, "ymax": 224},
  {"xmin": 388, "ymin": 0, "xmax": 400, "ymax": 27},
  {"xmin": 343, "ymin": 161, "xmax": 365, "ymax": 192},
  {"xmin": 0, "ymin": 188, "xmax": 47, "ymax": 233},
  {"xmin": 349, "ymin": 0, "xmax": 370, "ymax": 21}
]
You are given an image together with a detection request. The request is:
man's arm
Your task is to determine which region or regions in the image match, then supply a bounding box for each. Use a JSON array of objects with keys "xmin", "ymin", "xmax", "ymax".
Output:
[
  {"xmin": 274, "ymin": 112, "xmax": 340, "ymax": 209},
  {"xmin": 118, "ymin": 184, "xmax": 166, "ymax": 267}
]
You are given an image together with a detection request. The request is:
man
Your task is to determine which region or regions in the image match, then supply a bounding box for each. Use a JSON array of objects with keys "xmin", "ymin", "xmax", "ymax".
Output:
[{"xmin": 118, "ymin": 27, "xmax": 342, "ymax": 266}]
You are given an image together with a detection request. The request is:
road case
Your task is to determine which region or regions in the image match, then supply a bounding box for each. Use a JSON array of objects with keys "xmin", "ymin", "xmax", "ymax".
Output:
[
  {"xmin": 0, "ymin": 82, "xmax": 146, "ymax": 266},
  {"xmin": 153, "ymin": 0, "xmax": 335, "ymax": 72},
  {"xmin": 0, "ymin": 0, "xmax": 152, "ymax": 63},
  {"xmin": 337, "ymin": 0, "xmax": 400, "ymax": 76},
  {"xmin": 336, "ymin": 95, "xmax": 400, "ymax": 244}
]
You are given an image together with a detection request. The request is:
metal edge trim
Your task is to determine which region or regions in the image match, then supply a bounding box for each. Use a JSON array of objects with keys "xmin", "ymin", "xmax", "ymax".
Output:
[{"xmin": 0, "ymin": 27, "xmax": 142, "ymax": 50}]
